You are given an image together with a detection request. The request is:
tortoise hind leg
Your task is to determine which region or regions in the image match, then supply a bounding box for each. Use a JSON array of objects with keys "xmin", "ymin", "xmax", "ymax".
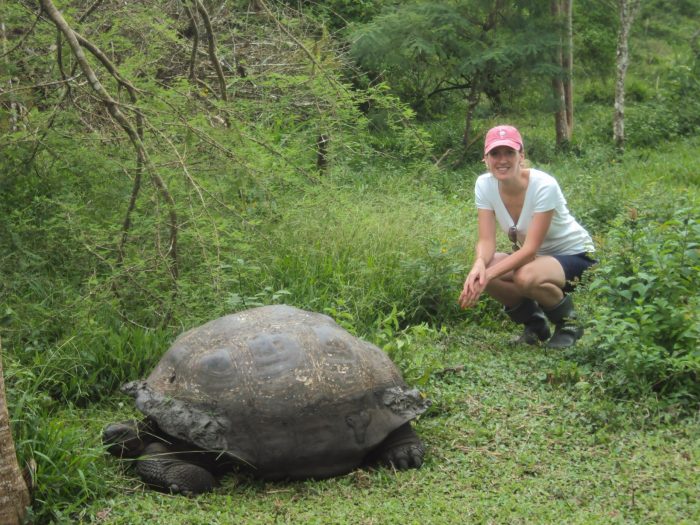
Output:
[
  {"xmin": 371, "ymin": 423, "xmax": 425, "ymax": 470},
  {"xmin": 136, "ymin": 442, "xmax": 216, "ymax": 496}
]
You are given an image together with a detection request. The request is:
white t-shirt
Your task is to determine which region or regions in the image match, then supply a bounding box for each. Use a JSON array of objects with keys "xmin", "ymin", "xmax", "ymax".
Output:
[{"xmin": 474, "ymin": 168, "xmax": 594, "ymax": 256}]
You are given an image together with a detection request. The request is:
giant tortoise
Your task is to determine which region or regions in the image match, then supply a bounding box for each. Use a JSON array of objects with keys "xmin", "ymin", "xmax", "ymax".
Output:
[{"xmin": 103, "ymin": 305, "xmax": 430, "ymax": 495}]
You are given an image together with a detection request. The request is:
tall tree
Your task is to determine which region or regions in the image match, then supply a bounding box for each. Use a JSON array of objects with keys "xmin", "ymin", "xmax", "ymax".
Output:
[
  {"xmin": 563, "ymin": 0, "xmax": 574, "ymax": 134},
  {"xmin": 613, "ymin": 0, "xmax": 641, "ymax": 150},
  {"xmin": 350, "ymin": 1, "xmax": 559, "ymax": 153},
  {"xmin": 551, "ymin": 0, "xmax": 574, "ymax": 146},
  {"xmin": 0, "ymin": 340, "xmax": 30, "ymax": 525}
]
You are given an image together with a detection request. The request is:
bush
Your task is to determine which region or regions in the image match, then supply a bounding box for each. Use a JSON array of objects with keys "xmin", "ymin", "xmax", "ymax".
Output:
[
  {"xmin": 581, "ymin": 80, "xmax": 614, "ymax": 104},
  {"xmin": 626, "ymin": 60, "xmax": 700, "ymax": 147},
  {"xmin": 398, "ymin": 240, "xmax": 467, "ymax": 326},
  {"xmin": 371, "ymin": 306, "xmax": 448, "ymax": 387},
  {"xmin": 6, "ymin": 310, "xmax": 172, "ymax": 405},
  {"xmin": 256, "ymin": 175, "xmax": 467, "ymax": 332},
  {"xmin": 6, "ymin": 357, "xmax": 110, "ymax": 524},
  {"xmin": 578, "ymin": 204, "xmax": 700, "ymax": 410}
]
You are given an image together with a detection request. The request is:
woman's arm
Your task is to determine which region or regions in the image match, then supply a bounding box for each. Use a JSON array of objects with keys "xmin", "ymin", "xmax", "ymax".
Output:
[
  {"xmin": 474, "ymin": 208, "xmax": 497, "ymax": 266},
  {"xmin": 483, "ymin": 210, "xmax": 554, "ymax": 282},
  {"xmin": 459, "ymin": 209, "xmax": 497, "ymax": 308}
]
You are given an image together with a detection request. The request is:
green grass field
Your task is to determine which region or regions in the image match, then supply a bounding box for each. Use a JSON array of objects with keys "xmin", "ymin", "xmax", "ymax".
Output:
[
  {"xmin": 3, "ymin": 3, "xmax": 699, "ymax": 522},
  {"xmin": 65, "ymin": 324, "xmax": 699, "ymax": 525},
  {"xmin": 7, "ymin": 134, "xmax": 698, "ymax": 524}
]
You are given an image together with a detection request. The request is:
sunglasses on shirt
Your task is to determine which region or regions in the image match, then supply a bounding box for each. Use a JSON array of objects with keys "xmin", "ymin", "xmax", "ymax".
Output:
[{"xmin": 509, "ymin": 226, "xmax": 520, "ymax": 252}]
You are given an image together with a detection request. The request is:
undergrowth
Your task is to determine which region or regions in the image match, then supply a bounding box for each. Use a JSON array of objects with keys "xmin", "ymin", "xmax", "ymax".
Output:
[
  {"xmin": 577, "ymin": 202, "xmax": 700, "ymax": 410},
  {"xmin": 1, "ymin": 1, "xmax": 699, "ymax": 522}
]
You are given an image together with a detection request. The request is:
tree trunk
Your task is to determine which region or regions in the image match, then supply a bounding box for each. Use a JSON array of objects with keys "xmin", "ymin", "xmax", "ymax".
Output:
[
  {"xmin": 0, "ymin": 339, "xmax": 30, "ymax": 525},
  {"xmin": 459, "ymin": 0, "xmax": 503, "ymax": 158},
  {"xmin": 613, "ymin": 0, "xmax": 641, "ymax": 150},
  {"xmin": 461, "ymin": 83, "xmax": 480, "ymax": 150},
  {"xmin": 192, "ymin": 0, "xmax": 228, "ymax": 101},
  {"xmin": 563, "ymin": 0, "xmax": 574, "ymax": 136},
  {"xmin": 316, "ymin": 134, "xmax": 330, "ymax": 171},
  {"xmin": 184, "ymin": 4, "xmax": 200, "ymax": 81},
  {"xmin": 550, "ymin": 0, "xmax": 569, "ymax": 147}
]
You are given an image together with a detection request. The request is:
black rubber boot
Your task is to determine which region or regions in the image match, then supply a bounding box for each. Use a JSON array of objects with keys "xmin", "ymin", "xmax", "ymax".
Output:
[
  {"xmin": 505, "ymin": 298, "xmax": 551, "ymax": 345},
  {"xmin": 544, "ymin": 295, "xmax": 583, "ymax": 349}
]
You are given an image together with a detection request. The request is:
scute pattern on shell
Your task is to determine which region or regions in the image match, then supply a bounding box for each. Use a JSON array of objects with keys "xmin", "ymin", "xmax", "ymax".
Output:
[{"xmin": 126, "ymin": 305, "xmax": 429, "ymax": 480}]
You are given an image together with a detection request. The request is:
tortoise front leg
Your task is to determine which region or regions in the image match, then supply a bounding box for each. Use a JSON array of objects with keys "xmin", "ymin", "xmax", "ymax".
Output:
[
  {"xmin": 372, "ymin": 423, "xmax": 425, "ymax": 470},
  {"xmin": 136, "ymin": 442, "xmax": 216, "ymax": 496}
]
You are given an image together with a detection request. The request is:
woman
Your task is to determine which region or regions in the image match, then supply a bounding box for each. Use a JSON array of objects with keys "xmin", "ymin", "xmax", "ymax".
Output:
[{"xmin": 458, "ymin": 125, "xmax": 595, "ymax": 349}]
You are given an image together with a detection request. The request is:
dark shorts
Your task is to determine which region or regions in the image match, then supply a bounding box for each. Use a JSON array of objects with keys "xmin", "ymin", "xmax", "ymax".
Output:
[{"xmin": 552, "ymin": 252, "xmax": 597, "ymax": 292}]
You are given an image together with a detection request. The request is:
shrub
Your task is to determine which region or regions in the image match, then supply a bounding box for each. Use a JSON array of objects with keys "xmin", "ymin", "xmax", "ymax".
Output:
[
  {"xmin": 6, "ymin": 357, "xmax": 110, "ymax": 524},
  {"xmin": 581, "ymin": 80, "xmax": 614, "ymax": 104},
  {"xmin": 256, "ymin": 175, "xmax": 467, "ymax": 333},
  {"xmin": 398, "ymin": 240, "xmax": 466, "ymax": 326},
  {"xmin": 6, "ymin": 308, "xmax": 172, "ymax": 406},
  {"xmin": 371, "ymin": 306, "xmax": 448, "ymax": 387},
  {"xmin": 578, "ymin": 204, "xmax": 700, "ymax": 410},
  {"xmin": 625, "ymin": 76, "xmax": 654, "ymax": 103},
  {"xmin": 626, "ymin": 60, "xmax": 700, "ymax": 148},
  {"xmin": 625, "ymin": 100, "xmax": 683, "ymax": 147}
]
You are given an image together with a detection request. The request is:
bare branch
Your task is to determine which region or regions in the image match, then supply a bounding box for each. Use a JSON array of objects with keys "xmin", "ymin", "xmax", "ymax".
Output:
[
  {"xmin": 78, "ymin": 0, "xmax": 104, "ymax": 23},
  {"xmin": 0, "ymin": 75, "xmax": 81, "ymax": 96},
  {"xmin": 39, "ymin": 0, "xmax": 179, "ymax": 284},
  {"xmin": 256, "ymin": 0, "xmax": 347, "ymax": 95},
  {"xmin": 192, "ymin": 0, "xmax": 228, "ymax": 101},
  {"xmin": 69, "ymin": 31, "xmax": 149, "ymax": 263}
]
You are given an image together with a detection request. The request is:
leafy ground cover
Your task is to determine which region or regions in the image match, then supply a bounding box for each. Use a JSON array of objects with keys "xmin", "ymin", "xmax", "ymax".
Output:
[
  {"xmin": 7, "ymin": 138, "xmax": 699, "ymax": 523},
  {"xmin": 3, "ymin": 2, "xmax": 699, "ymax": 523},
  {"xmin": 67, "ymin": 325, "xmax": 699, "ymax": 524},
  {"xmin": 6, "ymin": 137, "xmax": 698, "ymax": 523}
]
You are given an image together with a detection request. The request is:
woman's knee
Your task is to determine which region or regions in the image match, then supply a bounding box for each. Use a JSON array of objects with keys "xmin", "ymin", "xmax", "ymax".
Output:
[{"xmin": 512, "ymin": 266, "xmax": 543, "ymax": 293}]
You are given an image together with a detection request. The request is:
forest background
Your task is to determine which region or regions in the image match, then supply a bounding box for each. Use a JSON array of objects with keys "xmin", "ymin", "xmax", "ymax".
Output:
[{"xmin": 1, "ymin": 0, "xmax": 698, "ymax": 523}]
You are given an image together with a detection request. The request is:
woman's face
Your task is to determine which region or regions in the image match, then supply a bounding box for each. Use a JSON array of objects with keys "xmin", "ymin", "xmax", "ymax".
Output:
[{"xmin": 484, "ymin": 146, "xmax": 523, "ymax": 180}]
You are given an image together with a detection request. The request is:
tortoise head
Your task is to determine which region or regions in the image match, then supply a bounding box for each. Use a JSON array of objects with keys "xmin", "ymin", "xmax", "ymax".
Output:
[{"xmin": 102, "ymin": 419, "xmax": 161, "ymax": 458}]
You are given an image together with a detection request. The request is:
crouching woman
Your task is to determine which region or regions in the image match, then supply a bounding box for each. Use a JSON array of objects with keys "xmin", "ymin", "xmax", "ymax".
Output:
[{"xmin": 459, "ymin": 125, "xmax": 596, "ymax": 349}]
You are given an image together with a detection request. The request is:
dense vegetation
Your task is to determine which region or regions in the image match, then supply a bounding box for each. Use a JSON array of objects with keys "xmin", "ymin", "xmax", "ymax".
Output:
[{"xmin": 1, "ymin": 1, "xmax": 698, "ymax": 523}]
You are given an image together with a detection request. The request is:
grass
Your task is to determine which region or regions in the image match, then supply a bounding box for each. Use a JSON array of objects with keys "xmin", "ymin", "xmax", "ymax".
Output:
[
  {"xmin": 7, "ymin": 134, "xmax": 699, "ymax": 524},
  {"xmin": 3, "ymin": 2, "xmax": 700, "ymax": 522},
  {"xmin": 259, "ymin": 174, "xmax": 469, "ymax": 328},
  {"xmin": 66, "ymin": 325, "xmax": 699, "ymax": 524}
]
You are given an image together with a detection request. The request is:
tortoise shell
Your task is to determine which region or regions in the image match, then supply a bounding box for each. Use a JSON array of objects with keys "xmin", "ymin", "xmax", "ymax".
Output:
[{"xmin": 123, "ymin": 305, "xmax": 429, "ymax": 480}]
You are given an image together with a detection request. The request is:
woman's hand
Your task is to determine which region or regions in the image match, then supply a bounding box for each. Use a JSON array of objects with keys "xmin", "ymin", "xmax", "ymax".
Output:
[{"xmin": 459, "ymin": 259, "xmax": 488, "ymax": 309}]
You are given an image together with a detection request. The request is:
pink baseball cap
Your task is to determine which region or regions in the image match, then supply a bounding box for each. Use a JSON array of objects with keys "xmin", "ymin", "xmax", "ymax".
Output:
[{"xmin": 484, "ymin": 125, "xmax": 523, "ymax": 155}]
